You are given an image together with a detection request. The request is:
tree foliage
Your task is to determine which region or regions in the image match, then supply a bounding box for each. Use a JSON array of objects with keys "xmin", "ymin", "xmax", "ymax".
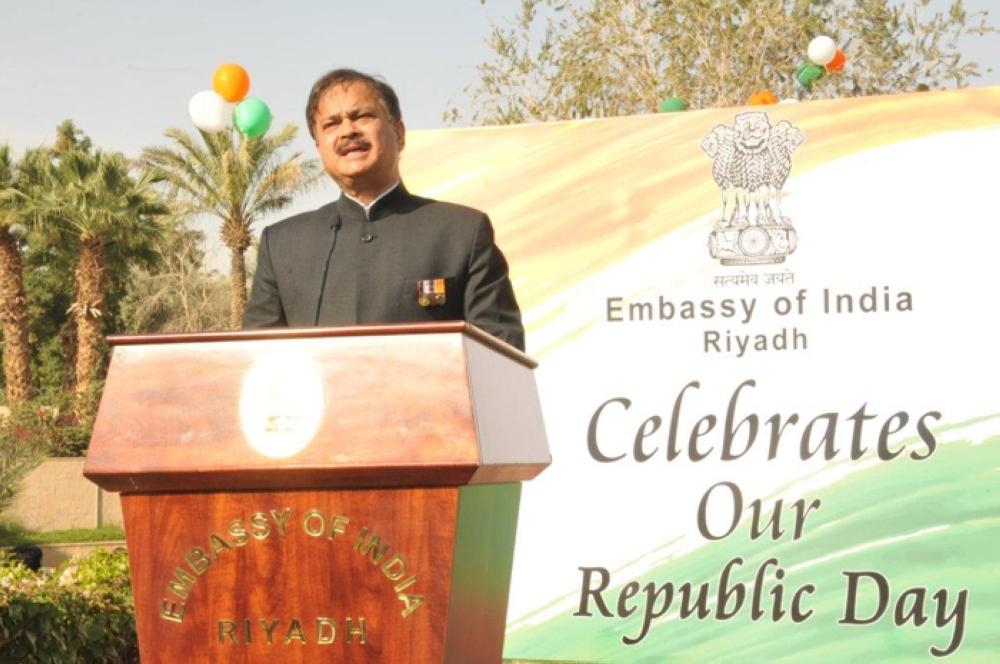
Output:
[
  {"xmin": 142, "ymin": 125, "xmax": 322, "ymax": 329},
  {"xmin": 118, "ymin": 221, "xmax": 230, "ymax": 333},
  {"xmin": 454, "ymin": 0, "xmax": 996, "ymax": 125}
]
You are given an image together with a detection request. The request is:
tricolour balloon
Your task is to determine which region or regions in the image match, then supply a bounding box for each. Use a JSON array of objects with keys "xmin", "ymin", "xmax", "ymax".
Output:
[
  {"xmin": 234, "ymin": 97, "xmax": 272, "ymax": 138},
  {"xmin": 213, "ymin": 63, "xmax": 251, "ymax": 103},
  {"xmin": 188, "ymin": 90, "xmax": 231, "ymax": 133},
  {"xmin": 808, "ymin": 36, "xmax": 837, "ymax": 66},
  {"xmin": 749, "ymin": 90, "xmax": 778, "ymax": 106},
  {"xmin": 826, "ymin": 49, "xmax": 846, "ymax": 73},
  {"xmin": 796, "ymin": 63, "xmax": 826, "ymax": 89},
  {"xmin": 659, "ymin": 96, "xmax": 687, "ymax": 113}
]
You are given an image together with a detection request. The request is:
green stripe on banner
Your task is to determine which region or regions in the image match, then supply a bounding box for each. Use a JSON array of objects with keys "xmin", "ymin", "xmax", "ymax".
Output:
[{"xmin": 505, "ymin": 416, "xmax": 1000, "ymax": 662}]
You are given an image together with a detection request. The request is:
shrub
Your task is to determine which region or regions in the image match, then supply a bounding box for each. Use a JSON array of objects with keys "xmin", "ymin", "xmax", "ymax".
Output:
[
  {"xmin": 0, "ymin": 407, "xmax": 46, "ymax": 514},
  {"xmin": 0, "ymin": 547, "xmax": 137, "ymax": 662},
  {"xmin": 0, "ymin": 397, "xmax": 94, "ymax": 465}
]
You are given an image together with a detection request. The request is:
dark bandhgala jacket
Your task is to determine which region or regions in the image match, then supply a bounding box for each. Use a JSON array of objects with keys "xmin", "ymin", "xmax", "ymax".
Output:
[{"xmin": 243, "ymin": 184, "xmax": 525, "ymax": 351}]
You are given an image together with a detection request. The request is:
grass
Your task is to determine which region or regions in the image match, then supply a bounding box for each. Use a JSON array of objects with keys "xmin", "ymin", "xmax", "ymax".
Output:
[{"xmin": 0, "ymin": 520, "xmax": 125, "ymax": 547}]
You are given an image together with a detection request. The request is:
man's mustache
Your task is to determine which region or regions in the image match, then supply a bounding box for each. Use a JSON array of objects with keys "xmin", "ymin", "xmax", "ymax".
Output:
[{"xmin": 336, "ymin": 137, "xmax": 371, "ymax": 155}]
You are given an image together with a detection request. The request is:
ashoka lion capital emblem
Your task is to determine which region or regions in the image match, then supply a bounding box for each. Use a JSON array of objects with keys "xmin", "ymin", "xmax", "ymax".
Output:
[{"xmin": 701, "ymin": 112, "xmax": 803, "ymax": 265}]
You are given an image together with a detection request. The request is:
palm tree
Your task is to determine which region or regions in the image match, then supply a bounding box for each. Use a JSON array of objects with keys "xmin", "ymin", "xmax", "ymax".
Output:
[
  {"xmin": 26, "ymin": 143, "xmax": 168, "ymax": 404},
  {"xmin": 142, "ymin": 124, "xmax": 321, "ymax": 328},
  {"xmin": 0, "ymin": 145, "xmax": 33, "ymax": 405}
]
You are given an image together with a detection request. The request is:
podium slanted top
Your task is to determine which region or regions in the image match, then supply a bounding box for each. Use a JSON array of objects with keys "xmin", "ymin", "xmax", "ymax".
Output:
[{"xmin": 84, "ymin": 322, "xmax": 549, "ymax": 493}]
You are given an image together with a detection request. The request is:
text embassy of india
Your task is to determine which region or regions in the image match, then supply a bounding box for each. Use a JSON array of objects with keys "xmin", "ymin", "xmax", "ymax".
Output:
[{"xmin": 574, "ymin": 378, "xmax": 967, "ymax": 658}]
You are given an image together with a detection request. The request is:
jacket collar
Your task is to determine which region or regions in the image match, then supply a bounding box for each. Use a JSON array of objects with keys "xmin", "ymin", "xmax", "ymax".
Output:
[{"xmin": 335, "ymin": 182, "xmax": 411, "ymax": 223}]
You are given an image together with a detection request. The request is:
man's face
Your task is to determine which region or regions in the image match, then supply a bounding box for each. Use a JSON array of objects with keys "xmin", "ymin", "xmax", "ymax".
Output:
[{"xmin": 312, "ymin": 81, "xmax": 405, "ymax": 198}]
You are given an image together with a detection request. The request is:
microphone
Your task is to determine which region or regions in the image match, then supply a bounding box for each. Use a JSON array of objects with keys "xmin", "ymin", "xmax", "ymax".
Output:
[{"xmin": 314, "ymin": 219, "xmax": 342, "ymax": 324}]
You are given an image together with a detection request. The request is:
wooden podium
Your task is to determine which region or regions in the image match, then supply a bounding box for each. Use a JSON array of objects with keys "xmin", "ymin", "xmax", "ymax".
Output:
[{"xmin": 83, "ymin": 322, "xmax": 550, "ymax": 663}]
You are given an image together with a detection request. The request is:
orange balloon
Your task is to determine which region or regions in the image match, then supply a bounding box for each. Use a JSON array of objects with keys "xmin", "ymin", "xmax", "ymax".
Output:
[
  {"xmin": 749, "ymin": 90, "xmax": 778, "ymax": 106},
  {"xmin": 213, "ymin": 63, "xmax": 251, "ymax": 102},
  {"xmin": 826, "ymin": 49, "xmax": 846, "ymax": 73}
]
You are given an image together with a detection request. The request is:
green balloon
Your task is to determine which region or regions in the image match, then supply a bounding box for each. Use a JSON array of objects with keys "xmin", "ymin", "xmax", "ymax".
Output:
[
  {"xmin": 234, "ymin": 97, "xmax": 272, "ymax": 138},
  {"xmin": 659, "ymin": 96, "xmax": 687, "ymax": 113},
  {"xmin": 796, "ymin": 63, "xmax": 826, "ymax": 89}
]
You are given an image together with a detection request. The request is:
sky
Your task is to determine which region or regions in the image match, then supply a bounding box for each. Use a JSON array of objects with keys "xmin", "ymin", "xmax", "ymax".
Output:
[
  {"xmin": 2, "ymin": 0, "xmax": 998, "ymax": 235},
  {"xmin": 1, "ymin": 1, "xmax": 505, "ymax": 154},
  {"xmin": 0, "ymin": 0, "xmax": 516, "ymax": 239}
]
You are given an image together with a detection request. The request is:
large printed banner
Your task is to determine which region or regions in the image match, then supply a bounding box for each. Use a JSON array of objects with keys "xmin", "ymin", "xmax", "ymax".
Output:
[{"xmin": 406, "ymin": 87, "xmax": 1000, "ymax": 661}]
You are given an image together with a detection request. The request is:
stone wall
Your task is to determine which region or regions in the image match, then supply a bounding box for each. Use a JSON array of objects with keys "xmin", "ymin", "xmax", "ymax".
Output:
[{"xmin": 3, "ymin": 457, "xmax": 122, "ymax": 531}]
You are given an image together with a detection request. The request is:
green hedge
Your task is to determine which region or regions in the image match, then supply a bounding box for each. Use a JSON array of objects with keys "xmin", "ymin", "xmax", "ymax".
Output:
[{"xmin": 0, "ymin": 548, "xmax": 137, "ymax": 662}]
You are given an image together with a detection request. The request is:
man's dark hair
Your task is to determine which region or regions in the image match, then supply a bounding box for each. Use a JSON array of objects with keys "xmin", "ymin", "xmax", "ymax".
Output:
[{"xmin": 305, "ymin": 69, "xmax": 402, "ymax": 139}]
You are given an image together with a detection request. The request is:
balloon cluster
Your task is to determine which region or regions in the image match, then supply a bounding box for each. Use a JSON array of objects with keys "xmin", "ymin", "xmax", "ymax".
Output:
[
  {"xmin": 188, "ymin": 63, "xmax": 273, "ymax": 138},
  {"xmin": 746, "ymin": 35, "xmax": 848, "ymax": 106},
  {"xmin": 659, "ymin": 33, "xmax": 849, "ymax": 111},
  {"xmin": 797, "ymin": 35, "xmax": 846, "ymax": 90}
]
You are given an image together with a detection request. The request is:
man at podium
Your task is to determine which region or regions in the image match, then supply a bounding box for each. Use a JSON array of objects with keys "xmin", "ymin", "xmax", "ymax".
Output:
[{"xmin": 243, "ymin": 68, "xmax": 525, "ymax": 351}]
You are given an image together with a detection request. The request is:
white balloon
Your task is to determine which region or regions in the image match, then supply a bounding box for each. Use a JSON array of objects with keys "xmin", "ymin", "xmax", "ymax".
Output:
[
  {"xmin": 188, "ymin": 90, "xmax": 231, "ymax": 132},
  {"xmin": 808, "ymin": 35, "xmax": 837, "ymax": 66},
  {"xmin": 778, "ymin": 98, "xmax": 800, "ymax": 104}
]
